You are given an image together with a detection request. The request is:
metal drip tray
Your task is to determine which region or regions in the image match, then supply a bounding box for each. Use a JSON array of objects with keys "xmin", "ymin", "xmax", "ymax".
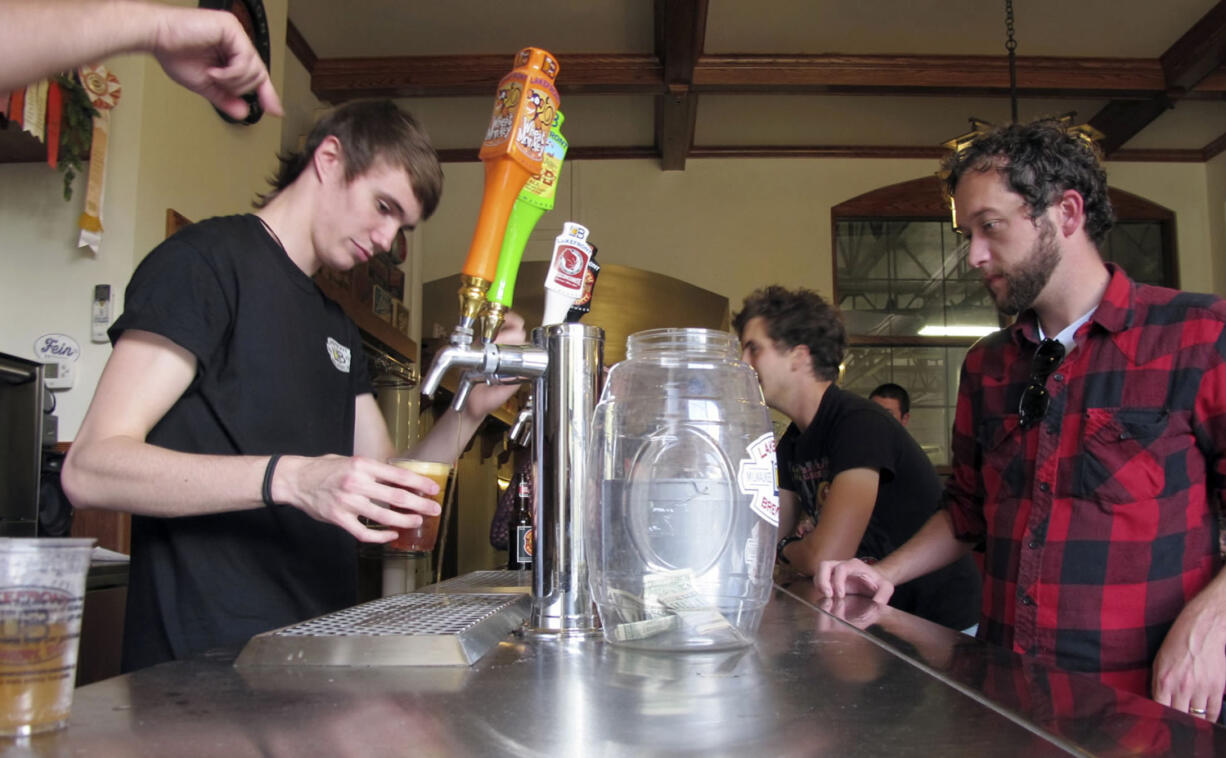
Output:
[
  {"xmin": 235, "ymin": 591, "xmax": 530, "ymax": 668},
  {"xmin": 417, "ymin": 569, "xmax": 532, "ymax": 595}
]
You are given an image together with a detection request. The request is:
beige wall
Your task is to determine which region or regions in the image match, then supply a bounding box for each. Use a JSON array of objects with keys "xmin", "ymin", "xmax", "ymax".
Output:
[
  {"xmin": 1105, "ymin": 160, "xmax": 1216, "ymax": 293},
  {"xmin": 280, "ymin": 47, "xmax": 322, "ymax": 157},
  {"xmin": 420, "ymin": 155, "xmax": 1225, "ymax": 319},
  {"xmin": 127, "ymin": 0, "xmax": 286, "ymax": 263},
  {"xmin": 1204, "ymin": 150, "xmax": 1226, "ymax": 298},
  {"xmin": 3, "ymin": 24, "xmax": 1224, "ymax": 441},
  {"xmin": 0, "ymin": 53, "xmax": 145, "ymax": 441},
  {"xmin": 0, "ymin": 0, "xmax": 287, "ymax": 440}
]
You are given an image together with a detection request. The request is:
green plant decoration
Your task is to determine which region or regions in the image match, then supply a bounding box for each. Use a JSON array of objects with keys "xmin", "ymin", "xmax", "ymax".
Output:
[{"xmin": 55, "ymin": 73, "xmax": 98, "ymax": 202}]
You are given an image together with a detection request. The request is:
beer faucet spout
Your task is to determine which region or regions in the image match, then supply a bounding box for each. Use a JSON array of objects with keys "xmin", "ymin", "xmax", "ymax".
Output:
[
  {"xmin": 421, "ymin": 341, "xmax": 482, "ymax": 399},
  {"xmin": 424, "ymin": 337, "xmax": 549, "ymax": 413}
]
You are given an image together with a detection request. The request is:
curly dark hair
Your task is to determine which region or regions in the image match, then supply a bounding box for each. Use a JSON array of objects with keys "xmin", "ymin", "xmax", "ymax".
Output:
[
  {"xmin": 733, "ymin": 286, "xmax": 846, "ymax": 382},
  {"xmin": 255, "ymin": 100, "xmax": 443, "ymax": 219},
  {"xmin": 940, "ymin": 119, "xmax": 1114, "ymax": 247}
]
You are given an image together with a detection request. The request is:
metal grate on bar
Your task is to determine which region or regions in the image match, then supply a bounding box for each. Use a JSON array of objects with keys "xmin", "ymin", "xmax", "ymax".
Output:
[
  {"xmin": 273, "ymin": 593, "xmax": 523, "ymax": 638},
  {"xmin": 423, "ymin": 569, "xmax": 530, "ymax": 594}
]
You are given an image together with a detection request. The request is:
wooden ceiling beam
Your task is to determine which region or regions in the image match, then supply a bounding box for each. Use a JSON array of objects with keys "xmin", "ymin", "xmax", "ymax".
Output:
[
  {"xmin": 307, "ymin": 52, "xmax": 1226, "ymax": 103},
  {"xmin": 1201, "ymin": 130, "xmax": 1226, "ymax": 160},
  {"xmin": 653, "ymin": 0, "xmax": 707, "ymax": 170},
  {"xmin": 693, "ymin": 54, "xmax": 1170, "ymax": 95},
  {"xmin": 310, "ymin": 53, "xmax": 662, "ymax": 102},
  {"xmin": 286, "ymin": 19, "xmax": 317, "ymax": 74},
  {"xmin": 1161, "ymin": 0, "xmax": 1226, "ymax": 93},
  {"xmin": 656, "ymin": 85, "xmax": 699, "ymax": 171},
  {"xmin": 1090, "ymin": 0, "xmax": 1226, "ymax": 156},
  {"xmin": 431, "ymin": 143, "xmax": 1205, "ymax": 164},
  {"xmin": 1089, "ymin": 97, "xmax": 1176, "ymax": 155}
]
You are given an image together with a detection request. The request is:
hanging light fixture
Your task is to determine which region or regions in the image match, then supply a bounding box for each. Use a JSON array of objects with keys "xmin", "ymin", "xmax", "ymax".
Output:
[{"xmin": 941, "ymin": 0, "xmax": 1102, "ymax": 228}]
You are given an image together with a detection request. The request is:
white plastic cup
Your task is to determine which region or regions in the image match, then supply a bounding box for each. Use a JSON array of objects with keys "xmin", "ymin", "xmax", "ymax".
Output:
[{"xmin": 0, "ymin": 538, "xmax": 95, "ymax": 736}]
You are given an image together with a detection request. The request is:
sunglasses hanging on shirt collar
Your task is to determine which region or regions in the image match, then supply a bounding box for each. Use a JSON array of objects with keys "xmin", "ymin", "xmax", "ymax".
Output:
[{"xmin": 1018, "ymin": 339, "xmax": 1066, "ymax": 429}]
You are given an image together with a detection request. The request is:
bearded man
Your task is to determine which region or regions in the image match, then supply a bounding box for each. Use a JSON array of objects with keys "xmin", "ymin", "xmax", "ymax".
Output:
[{"xmin": 815, "ymin": 120, "xmax": 1226, "ymax": 723}]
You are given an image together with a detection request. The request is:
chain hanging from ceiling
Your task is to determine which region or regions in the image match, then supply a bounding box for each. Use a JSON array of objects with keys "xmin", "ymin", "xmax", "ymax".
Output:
[
  {"xmin": 940, "ymin": 2, "xmax": 1104, "ymax": 154},
  {"xmin": 1005, "ymin": 0, "xmax": 1018, "ymax": 123}
]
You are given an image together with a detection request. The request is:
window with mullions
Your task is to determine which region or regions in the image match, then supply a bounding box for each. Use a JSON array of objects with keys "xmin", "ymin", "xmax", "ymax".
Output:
[
  {"xmin": 835, "ymin": 219, "xmax": 997, "ymax": 338},
  {"xmin": 832, "ymin": 177, "xmax": 1176, "ymax": 468}
]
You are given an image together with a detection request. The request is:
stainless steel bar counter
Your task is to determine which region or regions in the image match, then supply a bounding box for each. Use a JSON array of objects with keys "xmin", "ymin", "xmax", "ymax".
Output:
[{"xmin": 7, "ymin": 573, "xmax": 1222, "ymax": 757}]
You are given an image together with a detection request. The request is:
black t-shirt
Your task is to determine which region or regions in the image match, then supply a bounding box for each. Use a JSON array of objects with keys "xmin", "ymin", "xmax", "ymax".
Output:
[
  {"xmin": 778, "ymin": 385, "xmax": 980, "ymax": 630},
  {"xmin": 109, "ymin": 214, "xmax": 372, "ymax": 671}
]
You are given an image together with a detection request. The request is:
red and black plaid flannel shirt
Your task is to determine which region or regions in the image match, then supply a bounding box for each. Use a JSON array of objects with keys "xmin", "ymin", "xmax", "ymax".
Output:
[{"xmin": 945, "ymin": 263, "xmax": 1226, "ymax": 696}]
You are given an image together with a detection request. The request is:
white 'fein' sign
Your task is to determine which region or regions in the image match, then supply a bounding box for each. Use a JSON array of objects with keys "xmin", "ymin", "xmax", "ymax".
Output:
[{"xmin": 34, "ymin": 334, "xmax": 82, "ymax": 362}]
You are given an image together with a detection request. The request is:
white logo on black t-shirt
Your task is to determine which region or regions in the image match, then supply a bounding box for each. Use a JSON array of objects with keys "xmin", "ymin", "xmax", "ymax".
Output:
[{"xmin": 326, "ymin": 337, "xmax": 351, "ymax": 373}]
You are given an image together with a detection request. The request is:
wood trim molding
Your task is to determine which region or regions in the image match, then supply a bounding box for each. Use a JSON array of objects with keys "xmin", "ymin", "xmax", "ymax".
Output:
[
  {"xmin": 436, "ymin": 145, "xmax": 658, "ymax": 163},
  {"xmin": 1107, "ymin": 187, "xmax": 1176, "ymax": 221},
  {"xmin": 1107, "ymin": 148, "xmax": 1206, "ymax": 163},
  {"xmin": 832, "ymin": 176, "xmax": 947, "ymax": 218},
  {"xmin": 433, "ymin": 143, "xmax": 1215, "ymax": 165},
  {"xmin": 305, "ymin": 50, "xmax": 1226, "ymax": 103},
  {"xmin": 165, "ymin": 208, "xmax": 192, "ymax": 238},
  {"xmin": 691, "ymin": 145, "xmax": 950, "ymax": 160},
  {"xmin": 286, "ymin": 19, "xmax": 317, "ymax": 74},
  {"xmin": 693, "ymin": 54, "xmax": 1172, "ymax": 96},
  {"xmin": 1089, "ymin": 3, "xmax": 1226, "ymax": 156},
  {"xmin": 310, "ymin": 53, "xmax": 662, "ymax": 101},
  {"xmin": 1201, "ymin": 131, "xmax": 1226, "ymax": 161}
]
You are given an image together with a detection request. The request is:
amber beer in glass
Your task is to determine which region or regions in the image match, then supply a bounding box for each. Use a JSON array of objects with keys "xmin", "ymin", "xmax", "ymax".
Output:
[
  {"xmin": 387, "ymin": 459, "xmax": 451, "ymax": 552},
  {"xmin": 0, "ymin": 538, "xmax": 95, "ymax": 736}
]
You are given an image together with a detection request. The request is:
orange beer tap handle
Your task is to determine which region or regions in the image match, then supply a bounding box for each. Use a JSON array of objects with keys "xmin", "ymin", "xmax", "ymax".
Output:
[
  {"xmin": 462, "ymin": 158, "xmax": 533, "ymax": 282},
  {"xmin": 460, "ymin": 47, "xmax": 560, "ymax": 284}
]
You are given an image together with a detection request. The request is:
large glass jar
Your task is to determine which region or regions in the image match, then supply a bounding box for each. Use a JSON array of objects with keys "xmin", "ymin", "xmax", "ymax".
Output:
[{"xmin": 586, "ymin": 328, "xmax": 779, "ymax": 650}]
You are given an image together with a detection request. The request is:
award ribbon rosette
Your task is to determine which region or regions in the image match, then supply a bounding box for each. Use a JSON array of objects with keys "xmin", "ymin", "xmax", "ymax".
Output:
[{"xmin": 77, "ymin": 64, "xmax": 121, "ymax": 255}]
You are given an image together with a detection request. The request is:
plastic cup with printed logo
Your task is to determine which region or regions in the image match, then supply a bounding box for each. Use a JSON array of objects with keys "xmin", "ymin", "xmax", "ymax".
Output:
[
  {"xmin": 386, "ymin": 459, "xmax": 452, "ymax": 553},
  {"xmin": 0, "ymin": 537, "xmax": 95, "ymax": 736}
]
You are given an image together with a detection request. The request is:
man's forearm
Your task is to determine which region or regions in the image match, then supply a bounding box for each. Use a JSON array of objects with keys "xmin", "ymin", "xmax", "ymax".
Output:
[
  {"xmin": 0, "ymin": 1, "xmax": 164, "ymax": 91},
  {"xmin": 63, "ymin": 435, "xmax": 268, "ymax": 517},
  {"xmin": 1164, "ymin": 566, "xmax": 1226, "ymax": 647},
  {"xmin": 403, "ymin": 406, "xmax": 485, "ymax": 465},
  {"xmin": 875, "ymin": 509, "xmax": 973, "ymax": 587}
]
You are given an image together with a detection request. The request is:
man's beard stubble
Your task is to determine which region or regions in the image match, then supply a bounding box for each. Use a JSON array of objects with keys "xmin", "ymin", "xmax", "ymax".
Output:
[{"xmin": 989, "ymin": 216, "xmax": 1060, "ymax": 316}]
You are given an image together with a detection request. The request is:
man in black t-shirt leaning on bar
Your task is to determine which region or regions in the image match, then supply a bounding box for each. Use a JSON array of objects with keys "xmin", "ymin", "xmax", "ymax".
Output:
[
  {"xmin": 61, "ymin": 101, "xmax": 524, "ymax": 672},
  {"xmin": 734, "ymin": 286, "xmax": 981, "ymax": 631}
]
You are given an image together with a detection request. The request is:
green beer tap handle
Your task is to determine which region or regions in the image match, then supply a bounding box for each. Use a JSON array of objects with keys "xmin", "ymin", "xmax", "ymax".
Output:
[{"xmin": 489, "ymin": 112, "xmax": 568, "ymax": 308}]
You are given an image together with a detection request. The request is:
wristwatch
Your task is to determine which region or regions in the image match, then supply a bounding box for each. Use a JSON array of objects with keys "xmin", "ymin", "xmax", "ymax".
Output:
[{"xmin": 776, "ymin": 535, "xmax": 803, "ymax": 565}]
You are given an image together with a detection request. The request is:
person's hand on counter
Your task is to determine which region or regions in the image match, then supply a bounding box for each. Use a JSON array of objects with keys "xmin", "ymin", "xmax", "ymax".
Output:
[
  {"xmin": 813, "ymin": 557, "xmax": 897, "ymax": 605},
  {"xmin": 1150, "ymin": 570, "xmax": 1226, "ymax": 722},
  {"xmin": 817, "ymin": 595, "xmax": 885, "ymax": 632}
]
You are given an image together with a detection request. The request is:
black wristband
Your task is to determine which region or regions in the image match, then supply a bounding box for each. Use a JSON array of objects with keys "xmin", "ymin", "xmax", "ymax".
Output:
[
  {"xmin": 262, "ymin": 454, "xmax": 282, "ymax": 508},
  {"xmin": 776, "ymin": 534, "xmax": 802, "ymax": 565}
]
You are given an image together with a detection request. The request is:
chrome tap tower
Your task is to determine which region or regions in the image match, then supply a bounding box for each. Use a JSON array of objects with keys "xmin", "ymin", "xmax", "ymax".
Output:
[
  {"xmin": 527, "ymin": 324, "xmax": 603, "ymax": 634},
  {"xmin": 421, "ymin": 323, "xmax": 604, "ymax": 636}
]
